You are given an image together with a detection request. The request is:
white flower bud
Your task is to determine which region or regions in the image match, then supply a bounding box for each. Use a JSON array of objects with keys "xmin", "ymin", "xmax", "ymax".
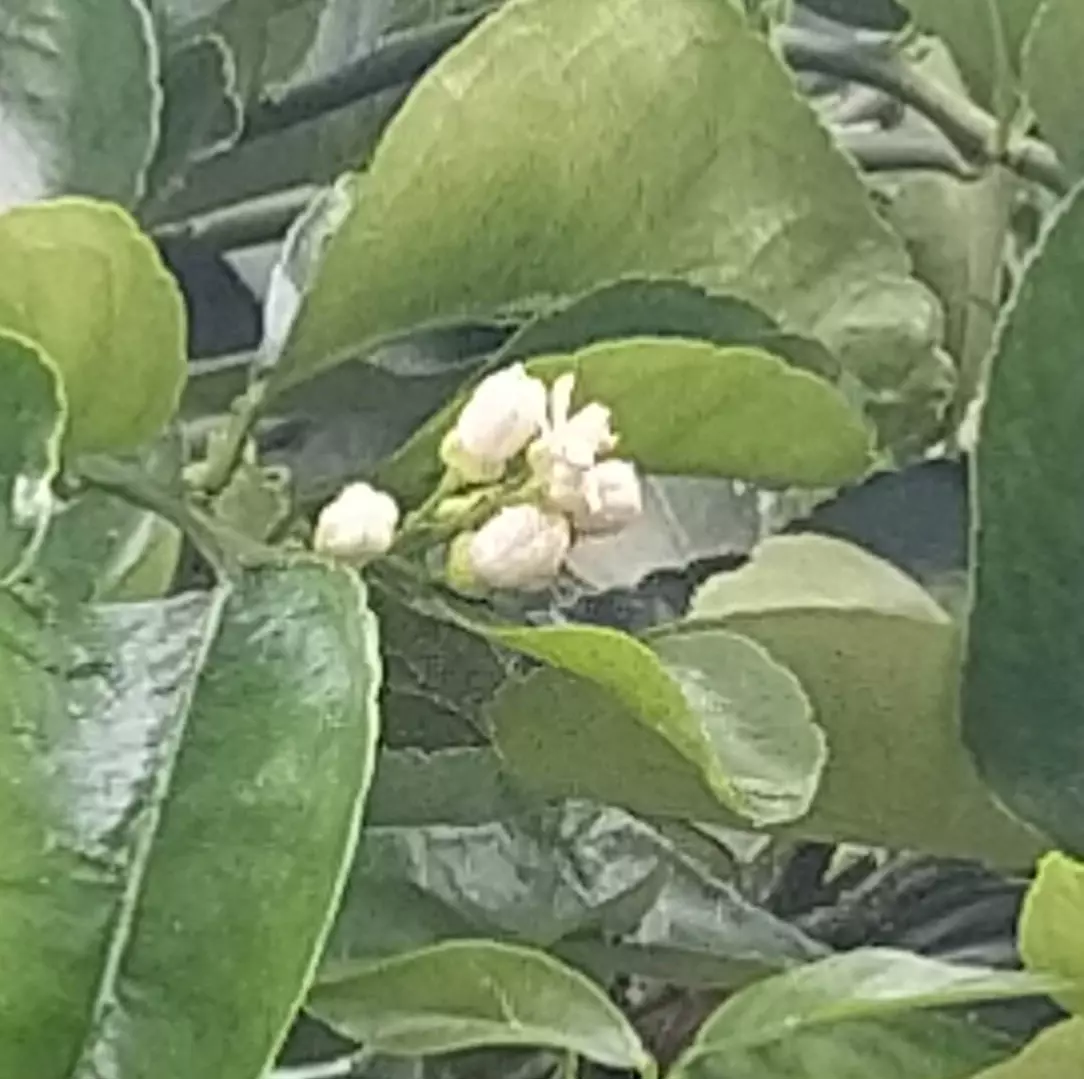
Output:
[
  {"xmin": 313, "ymin": 482, "xmax": 400, "ymax": 564},
  {"xmin": 441, "ymin": 363, "xmax": 547, "ymax": 482},
  {"xmin": 573, "ymin": 459, "xmax": 643, "ymax": 534},
  {"xmin": 460, "ymin": 503, "xmax": 570, "ymax": 590}
]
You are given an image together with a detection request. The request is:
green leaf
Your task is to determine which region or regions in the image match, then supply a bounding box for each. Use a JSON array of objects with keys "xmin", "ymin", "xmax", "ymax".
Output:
[
  {"xmin": 309, "ymin": 940, "xmax": 653, "ymax": 1072},
  {"xmin": 670, "ymin": 948, "xmax": 1033, "ymax": 1078},
  {"xmin": 384, "ymin": 338, "xmax": 872, "ymax": 504},
  {"xmin": 978, "ymin": 1018, "xmax": 1084, "ymax": 1078},
  {"xmin": 687, "ymin": 534, "xmax": 1041, "ymax": 863},
  {"xmin": 0, "ymin": 332, "xmax": 66, "ymax": 583},
  {"xmin": 0, "ymin": 199, "xmax": 187, "ymax": 454},
  {"xmin": 1022, "ymin": 0, "xmax": 1084, "ymax": 174},
  {"xmin": 902, "ymin": 0, "xmax": 1042, "ymax": 113},
  {"xmin": 493, "ymin": 280, "xmax": 838, "ymax": 380},
  {"xmin": 144, "ymin": 34, "xmax": 243, "ymax": 205},
  {"xmin": 0, "ymin": 0, "xmax": 160, "ymax": 207},
  {"xmin": 1019, "ymin": 851, "xmax": 1084, "ymax": 1014},
  {"xmin": 324, "ymin": 803, "xmax": 670, "ymax": 964},
  {"xmin": 37, "ymin": 430, "xmax": 184, "ymax": 604},
  {"xmin": 488, "ymin": 620, "xmax": 824, "ymax": 828},
  {"xmin": 964, "ymin": 183, "xmax": 1084, "ymax": 853},
  {"xmin": 271, "ymin": 0, "xmax": 942, "ymax": 413},
  {"xmin": 0, "ymin": 563, "xmax": 381, "ymax": 1077}
]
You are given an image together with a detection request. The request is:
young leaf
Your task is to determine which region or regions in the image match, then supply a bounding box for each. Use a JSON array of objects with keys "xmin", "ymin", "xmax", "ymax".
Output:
[
  {"xmin": 688, "ymin": 535, "xmax": 1040, "ymax": 863},
  {"xmin": 0, "ymin": 564, "xmax": 381, "ymax": 1077},
  {"xmin": 670, "ymin": 948, "xmax": 1038, "ymax": 1078},
  {"xmin": 269, "ymin": 0, "xmax": 942, "ymax": 414},
  {"xmin": 488, "ymin": 620, "xmax": 824, "ymax": 828},
  {"xmin": 0, "ymin": 0, "xmax": 160, "ymax": 208},
  {"xmin": 0, "ymin": 332, "xmax": 66, "ymax": 582},
  {"xmin": 1019, "ymin": 851, "xmax": 1084, "ymax": 1014},
  {"xmin": 309, "ymin": 939, "xmax": 653, "ymax": 1073},
  {"xmin": 383, "ymin": 338, "xmax": 872, "ymax": 503},
  {"xmin": 0, "ymin": 199, "xmax": 187, "ymax": 454},
  {"xmin": 964, "ymin": 183, "xmax": 1084, "ymax": 853}
]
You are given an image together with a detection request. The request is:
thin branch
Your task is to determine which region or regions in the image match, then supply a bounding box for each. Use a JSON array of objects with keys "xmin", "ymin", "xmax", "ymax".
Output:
[
  {"xmin": 839, "ymin": 128, "xmax": 978, "ymax": 179},
  {"xmin": 242, "ymin": 11, "xmax": 491, "ymax": 142},
  {"xmin": 779, "ymin": 27, "xmax": 1071, "ymax": 195},
  {"xmin": 152, "ymin": 184, "xmax": 321, "ymax": 250}
]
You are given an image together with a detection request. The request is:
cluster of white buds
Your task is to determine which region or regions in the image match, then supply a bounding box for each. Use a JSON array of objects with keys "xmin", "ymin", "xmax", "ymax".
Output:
[{"xmin": 442, "ymin": 364, "xmax": 643, "ymax": 592}]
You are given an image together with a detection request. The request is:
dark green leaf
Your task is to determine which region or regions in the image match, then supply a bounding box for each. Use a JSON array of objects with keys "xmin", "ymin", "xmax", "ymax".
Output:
[
  {"xmin": 1022, "ymin": 0, "xmax": 1084, "ymax": 174},
  {"xmin": 144, "ymin": 34, "xmax": 244, "ymax": 206},
  {"xmin": 0, "ymin": 0, "xmax": 159, "ymax": 206},
  {"xmin": 0, "ymin": 199, "xmax": 187, "ymax": 454},
  {"xmin": 0, "ymin": 332, "xmax": 66, "ymax": 583},
  {"xmin": 271, "ymin": 0, "xmax": 942, "ymax": 413},
  {"xmin": 324, "ymin": 803, "xmax": 669, "ymax": 964},
  {"xmin": 0, "ymin": 563, "xmax": 381, "ymax": 1077},
  {"xmin": 309, "ymin": 940, "xmax": 653, "ymax": 1072},
  {"xmin": 384, "ymin": 339, "xmax": 872, "ymax": 503},
  {"xmin": 964, "ymin": 183, "xmax": 1084, "ymax": 854},
  {"xmin": 37, "ymin": 430, "xmax": 185, "ymax": 605},
  {"xmin": 671, "ymin": 949, "xmax": 1040, "ymax": 1078},
  {"xmin": 688, "ymin": 534, "xmax": 1040, "ymax": 862}
]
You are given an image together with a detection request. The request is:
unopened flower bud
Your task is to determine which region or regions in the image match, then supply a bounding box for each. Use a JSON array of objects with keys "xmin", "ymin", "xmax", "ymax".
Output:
[
  {"xmin": 456, "ymin": 503, "xmax": 570, "ymax": 591},
  {"xmin": 440, "ymin": 363, "xmax": 547, "ymax": 483},
  {"xmin": 573, "ymin": 459, "xmax": 642, "ymax": 534},
  {"xmin": 313, "ymin": 482, "xmax": 399, "ymax": 564}
]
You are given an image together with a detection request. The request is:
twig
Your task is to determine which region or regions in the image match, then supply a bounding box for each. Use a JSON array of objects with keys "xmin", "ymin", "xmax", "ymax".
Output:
[
  {"xmin": 839, "ymin": 128, "xmax": 978, "ymax": 179},
  {"xmin": 151, "ymin": 185, "xmax": 321, "ymax": 250},
  {"xmin": 242, "ymin": 11, "xmax": 491, "ymax": 142},
  {"xmin": 779, "ymin": 27, "xmax": 1071, "ymax": 195}
]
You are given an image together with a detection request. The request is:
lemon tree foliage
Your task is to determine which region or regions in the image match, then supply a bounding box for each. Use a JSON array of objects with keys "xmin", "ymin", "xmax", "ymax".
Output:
[{"xmin": 0, "ymin": 0, "xmax": 1081, "ymax": 1076}]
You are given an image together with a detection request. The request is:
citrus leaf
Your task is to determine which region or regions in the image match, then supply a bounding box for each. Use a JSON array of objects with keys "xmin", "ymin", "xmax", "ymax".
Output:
[
  {"xmin": 687, "ymin": 534, "xmax": 1040, "ymax": 863},
  {"xmin": 0, "ymin": 0, "xmax": 159, "ymax": 208},
  {"xmin": 270, "ymin": 0, "xmax": 942, "ymax": 421},
  {"xmin": 963, "ymin": 182, "xmax": 1084, "ymax": 853},
  {"xmin": 488, "ymin": 620, "xmax": 824, "ymax": 828},
  {"xmin": 671, "ymin": 948, "xmax": 1039, "ymax": 1078},
  {"xmin": 0, "ymin": 199, "xmax": 187, "ymax": 454},
  {"xmin": 1019, "ymin": 851, "xmax": 1084, "ymax": 1014},
  {"xmin": 383, "ymin": 338, "xmax": 872, "ymax": 503},
  {"xmin": 0, "ymin": 332, "xmax": 66, "ymax": 583},
  {"xmin": 309, "ymin": 940, "xmax": 653, "ymax": 1072},
  {"xmin": 0, "ymin": 564, "xmax": 381, "ymax": 1077},
  {"xmin": 1022, "ymin": 0, "xmax": 1084, "ymax": 173}
]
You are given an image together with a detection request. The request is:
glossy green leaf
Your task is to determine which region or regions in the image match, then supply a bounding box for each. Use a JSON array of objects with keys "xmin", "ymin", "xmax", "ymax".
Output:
[
  {"xmin": 903, "ymin": 0, "xmax": 1042, "ymax": 113},
  {"xmin": 489, "ymin": 620, "xmax": 824, "ymax": 828},
  {"xmin": 0, "ymin": 199, "xmax": 187, "ymax": 454},
  {"xmin": 0, "ymin": 563, "xmax": 381, "ymax": 1077},
  {"xmin": 309, "ymin": 940, "xmax": 653, "ymax": 1072},
  {"xmin": 0, "ymin": 0, "xmax": 159, "ymax": 208},
  {"xmin": 1023, "ymin": 0, "xmax": 1084, "ymax": 173},
  {"xmin": 671, "ymin": 948, "xmax": 1034, "ymax": 1078},
  {"xmin": 271, "ymin": 0, "xmax": 942, "ymax": 407},
  {"xmin": 145, "ymin": 34, "xmax": 243, "ymax": 205},
  {"xmin": 1019, "ymin": 851, "xmax": 1084, "ymax": 1014},
  {"xmin": 687, "ymin": 535, "xmax": 1041, "ymax": 863},
  {"xmin": 0, "ymin": 332, "xmax": 66, "ymax": 583},
  {"xmin": 978, "ymin": 1018, "xmax": 1084, "ymax": 1078},
  {"xmin": 384, "ymin": 339, "xmax": 872, "ymax": 503},
  {"xmin": 964, "ymin": 184, "xmax": 1084, "ymax": 854},
  {"xmin": 323, "ymin": 803, "xmax": 669, "ymax": 964}
]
